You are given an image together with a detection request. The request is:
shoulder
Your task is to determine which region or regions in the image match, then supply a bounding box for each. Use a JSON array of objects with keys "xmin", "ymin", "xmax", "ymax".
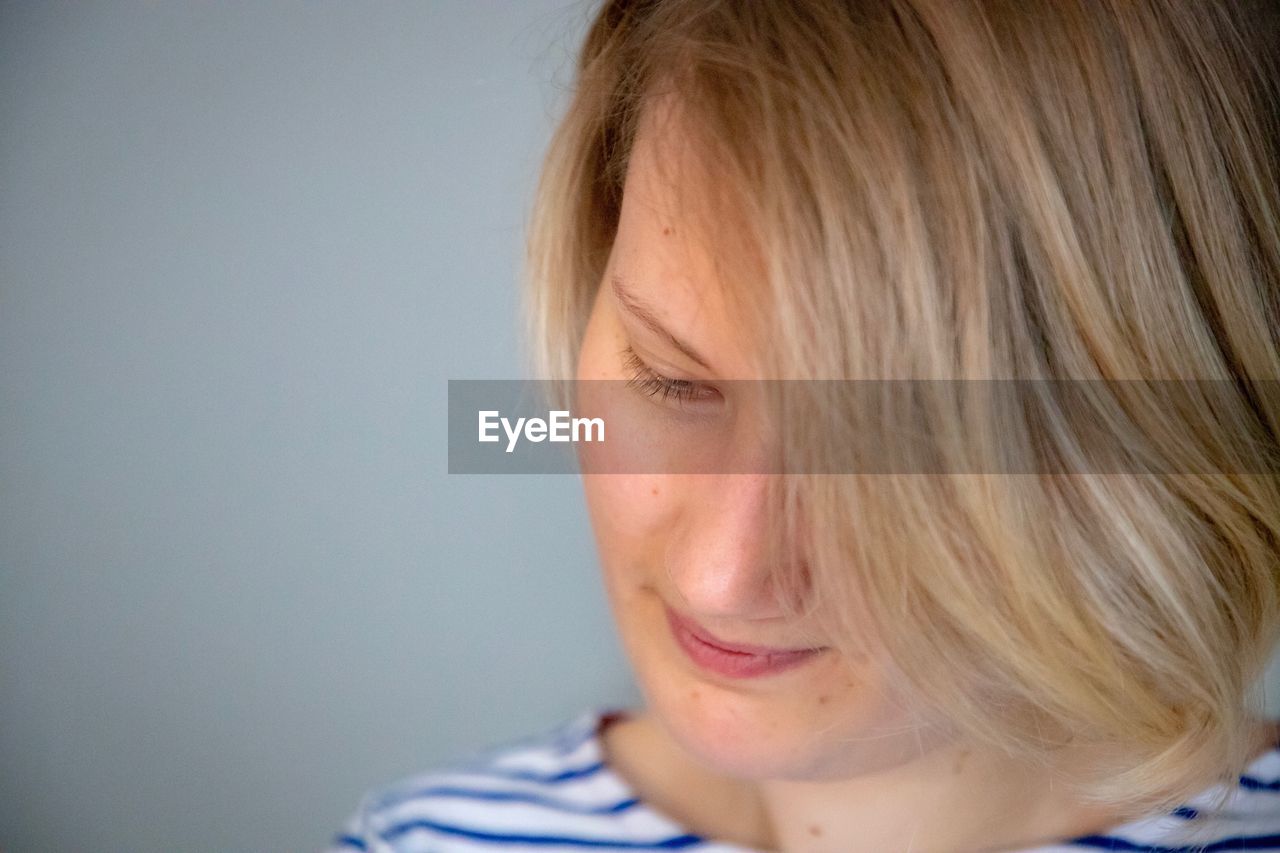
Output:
[{"xmin": 323, "ymin": 708, "xmax": 694, "ymax": 853}]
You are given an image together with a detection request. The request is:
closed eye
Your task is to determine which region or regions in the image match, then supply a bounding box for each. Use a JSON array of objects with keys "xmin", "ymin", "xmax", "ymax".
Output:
[{"xmin": 620, "ymin": 345, "xmax": 721, "ymax": 407}]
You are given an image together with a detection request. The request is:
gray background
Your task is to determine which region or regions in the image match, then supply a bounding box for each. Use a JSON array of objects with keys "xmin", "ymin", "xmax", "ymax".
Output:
[
  {"xmin": 0, "ymin": 2, "xmax": 638, "ymax": 851},
  {"xmin": 0, "ymin": 3, "xmax": 1276, "ymax": 852}
]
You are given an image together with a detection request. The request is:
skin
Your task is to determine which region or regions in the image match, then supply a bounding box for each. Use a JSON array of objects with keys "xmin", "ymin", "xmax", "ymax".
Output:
[{"xmin": 574, "ymin": 96, "xmax": 1280, "ymax": 853}]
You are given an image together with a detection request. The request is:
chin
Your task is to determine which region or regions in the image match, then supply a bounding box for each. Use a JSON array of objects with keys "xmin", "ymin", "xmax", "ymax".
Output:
[
  {"xmin": 645, "ymin": 681, "xmax": 824, "ymax": 779},
  {"xmin": 628, "ymin": 639, "xmax": 944, "ymax": 782},
  {"xmin": 629, "ymin": 647, "xmax": 870, "ymax": 781}
]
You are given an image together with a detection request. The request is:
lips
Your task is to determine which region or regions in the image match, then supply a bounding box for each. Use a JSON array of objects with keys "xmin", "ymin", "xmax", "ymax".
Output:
[{"xmin": 663, "ymin": 604, "xmax": 828, "ymax": 679}]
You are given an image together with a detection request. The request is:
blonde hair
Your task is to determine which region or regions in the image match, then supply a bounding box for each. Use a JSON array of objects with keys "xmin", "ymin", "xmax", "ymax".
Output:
[{"xmin": 524, "ymin": 0, "xmax": 1280, "ymax": 816}]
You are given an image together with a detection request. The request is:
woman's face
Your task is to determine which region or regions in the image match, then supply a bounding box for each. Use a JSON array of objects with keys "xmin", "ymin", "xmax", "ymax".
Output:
[{"xmin": 575, "ymin": 104, "xmax": 944, "ymax": 783}]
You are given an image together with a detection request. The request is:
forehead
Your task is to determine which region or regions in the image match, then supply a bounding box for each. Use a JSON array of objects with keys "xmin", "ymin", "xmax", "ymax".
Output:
[
  {"xmin": 616, "ymin": 97, "xmax": 716, "ymax": 277},
  {"xmin": 610, "ymin": 95, "xmax": 763, "ymax": 354}
]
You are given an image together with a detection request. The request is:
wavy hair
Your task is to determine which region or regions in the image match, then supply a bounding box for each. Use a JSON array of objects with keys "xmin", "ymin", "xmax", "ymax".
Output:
[{"xmin": 523, "ymin": 0, "xmax": 1280, "ymax": 816}]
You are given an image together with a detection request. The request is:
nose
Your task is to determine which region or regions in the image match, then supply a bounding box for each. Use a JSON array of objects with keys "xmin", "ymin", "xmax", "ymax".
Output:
[{"xmin": 662, "ymin": 472, "xmax": 789, "ymax": 620}]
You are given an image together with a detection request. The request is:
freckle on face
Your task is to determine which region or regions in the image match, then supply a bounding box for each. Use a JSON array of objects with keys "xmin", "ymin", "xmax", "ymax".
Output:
[{"xmin": 651, "ymin": 487, "xmax": 660, "ymax": 496}]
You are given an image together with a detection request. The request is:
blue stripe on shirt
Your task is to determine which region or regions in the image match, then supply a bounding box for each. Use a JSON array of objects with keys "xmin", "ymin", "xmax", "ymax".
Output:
[
  {"xmin": 1241, "ymin": 774, "xmax": 1280, "ymax": 792},
  {"xmin": 381, "ymin": 817, "xmax": 705, "ymax": 849},
  {"xmin": 371, "ymin": 761, "xmax": 609, "ymax": 811},
  {"xmin": 1067, "ymin": 832, "xmax": 1280, "ymax": 851},
  {"xmin": 373, "ymin": 784, "xmax": 640, "ymax": 815},
  {"xmin": 468, "ymin": 760, "xmax": 609, "ymax": 785}
]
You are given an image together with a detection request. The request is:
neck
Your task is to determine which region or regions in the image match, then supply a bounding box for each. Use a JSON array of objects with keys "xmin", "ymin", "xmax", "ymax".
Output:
[
  {"xmin": 755, "ymin": 737, "xmax": 1122, "ymax": 853},
  {"xmin": 602, "ymin": 709, "xmax": 1279, "ymax": 853},
  {"xmin": 602, "ymin": 709, "xmax": 1145, "ymax": 853}
]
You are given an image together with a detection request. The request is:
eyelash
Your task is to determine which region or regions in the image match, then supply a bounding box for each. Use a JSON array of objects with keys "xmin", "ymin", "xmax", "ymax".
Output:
[{"xmin": 620, "ymin": 346, "xmax": 717, "ymax": 405}]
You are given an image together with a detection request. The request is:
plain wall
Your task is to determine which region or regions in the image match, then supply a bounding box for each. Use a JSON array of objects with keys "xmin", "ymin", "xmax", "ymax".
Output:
[
  {"xmin": 0, "ymin": 3, "xmax": 640, "ymax": 851},
  {"xmin": 1, "ymin": 3, "xmax": 1277, "ymax": 852}
]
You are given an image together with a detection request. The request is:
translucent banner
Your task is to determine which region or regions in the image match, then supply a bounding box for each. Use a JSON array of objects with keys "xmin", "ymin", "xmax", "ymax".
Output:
[{"xmin": 447, "ymin": 379, "xmax": 1280, "ymax": 475}]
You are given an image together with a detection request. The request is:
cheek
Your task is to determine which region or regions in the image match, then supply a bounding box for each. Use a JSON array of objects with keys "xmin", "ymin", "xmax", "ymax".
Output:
[
  {"xmin": 582, "ymin": 472, "xmax": 672, "ymax": 525},
  {"xmin": 577, "ymin": 289, "xmax": 686, "ymax": 561},
  {"xmin": 581, "ymin": 473, "xmax": 679, "ymax": 581}
]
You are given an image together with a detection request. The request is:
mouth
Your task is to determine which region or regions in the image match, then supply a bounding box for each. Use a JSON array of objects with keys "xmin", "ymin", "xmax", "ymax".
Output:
[{"xmin": 663, "ymin": 604, "xmax": 829, "ymax": 680}]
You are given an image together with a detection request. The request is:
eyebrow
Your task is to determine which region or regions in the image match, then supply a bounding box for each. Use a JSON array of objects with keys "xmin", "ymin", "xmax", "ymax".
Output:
[{"xmin": 609, "ymin": 275, "xmax": 711, "ymax": 370}]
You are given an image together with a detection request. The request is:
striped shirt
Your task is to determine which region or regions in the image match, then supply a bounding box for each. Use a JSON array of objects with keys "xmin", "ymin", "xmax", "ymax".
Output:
[{"xmin": 327, "ymin": 707, "xmax": 1280, "ymax": 852}]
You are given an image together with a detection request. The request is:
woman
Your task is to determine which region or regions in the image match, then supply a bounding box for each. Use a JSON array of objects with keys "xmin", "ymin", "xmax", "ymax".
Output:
[{"xmin": 331, "ymin": 0, "xmax": 1280, "ymax": 850}]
